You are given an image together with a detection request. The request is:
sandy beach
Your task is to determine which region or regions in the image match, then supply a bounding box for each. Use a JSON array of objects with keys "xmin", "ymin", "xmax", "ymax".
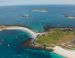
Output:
[
  {"xmin": 0, "ymin": 26, "xmax": 44, "ymax": 41},
  {"xmin": 0, "ymin": 26, "xmax": 38, "ymax": 40},
  {"xmin": 53, "ymin": 46, "xmax": 75, "ymax": 58}
]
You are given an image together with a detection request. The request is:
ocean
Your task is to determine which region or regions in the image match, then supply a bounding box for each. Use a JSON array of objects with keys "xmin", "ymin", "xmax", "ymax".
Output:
[
  {"xmin": 0, "ymin": 5, "xmax": 75, "ymax": 58},
  {"xmin": 0, "ymin": 5, "xmax": 75, "ymax": 32}
]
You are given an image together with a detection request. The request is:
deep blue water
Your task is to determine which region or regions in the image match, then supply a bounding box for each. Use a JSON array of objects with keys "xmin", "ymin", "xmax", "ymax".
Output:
[
  {"xmin": 0, "ymin": 5, "xmax": 74, "ymax": 58},
  {"xmin": 0, "ymin": 5, "xmax": 75, "ymax": 32}
]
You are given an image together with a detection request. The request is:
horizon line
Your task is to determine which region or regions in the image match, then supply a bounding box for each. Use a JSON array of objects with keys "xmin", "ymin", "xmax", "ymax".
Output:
[{"xmin": 0, "ymin": 4, "xmax": 75, "ymax": 7}]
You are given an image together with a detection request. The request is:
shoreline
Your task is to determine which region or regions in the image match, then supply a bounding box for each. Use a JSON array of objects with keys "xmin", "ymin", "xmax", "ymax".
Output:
[
  {"xmin": 0, "ymin": 26, "xmax": 45, "ymax": 41},
  {"xmin": 53, "ymin": 46, "xmax": 75, "ymax": 58},
  {"xmin": 0, "ymin": 26, "xmax": 38, "ymax": 40},
  {"xmin": 0, "ymin": 26, "xmax": 75, "ymax": 58}
]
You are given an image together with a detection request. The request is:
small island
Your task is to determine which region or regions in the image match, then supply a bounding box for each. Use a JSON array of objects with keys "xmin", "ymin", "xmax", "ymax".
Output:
[
  {"xmin": 32, "ymin": 8, "xmax": 48, "ymax": 12},
  {"xmin": 22, "ymin": 14, "xmax": 30, "ymax": 17},
  {"xmin": 64, "ymin": 15, "xmax": 75, "ymax": 19}
]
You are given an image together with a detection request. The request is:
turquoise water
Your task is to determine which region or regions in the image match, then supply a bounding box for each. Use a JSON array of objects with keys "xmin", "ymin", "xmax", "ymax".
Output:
[
  {"xmin": 0, "ymin": 5, "xmax": 73, "ymax": 58},
  {"xmin": 0, "ymin": 30, "xmax": 64, "ymax": 58}
]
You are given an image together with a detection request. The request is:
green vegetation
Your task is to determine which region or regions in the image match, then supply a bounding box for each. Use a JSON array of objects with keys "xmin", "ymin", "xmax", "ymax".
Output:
[{"xmin": 35, "ymin": 28, "xmax": 75, "ymax": 47}]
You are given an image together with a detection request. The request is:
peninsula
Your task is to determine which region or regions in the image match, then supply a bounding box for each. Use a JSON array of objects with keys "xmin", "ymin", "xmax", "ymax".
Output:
[{"xmin": 0, "ymin": 26, "xmax": 75, "ymax": 58}]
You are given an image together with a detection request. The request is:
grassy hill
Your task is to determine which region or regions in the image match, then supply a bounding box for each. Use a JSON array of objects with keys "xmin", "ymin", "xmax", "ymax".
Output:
[{"xmin": 35, "ymin": 28, "xmax": 75, "ymax": 47}]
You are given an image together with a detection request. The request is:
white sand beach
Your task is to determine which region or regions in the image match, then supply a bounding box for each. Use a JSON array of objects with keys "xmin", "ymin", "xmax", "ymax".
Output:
[
  {"xmin": 0, "ymin": 26, "xmax": 38, "ymax": 40},
  {"xmin": 0, "ymin": 26, "xmax": 44, "ymax": 41},
  {"xmin": 53, "ymin": 46, "xmax": 75, "ymax": 58}
]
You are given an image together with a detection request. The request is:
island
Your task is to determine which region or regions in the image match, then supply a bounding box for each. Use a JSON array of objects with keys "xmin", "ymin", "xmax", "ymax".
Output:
[
  {"xmin": 64, "ymin": 15, "xmax": 75, "ymax": 19},
  {"xmin": 32, "ymin": 8, "xmax": 48, "ymax": 12},
  {"xmin": 22, "ymin": 14, "xmax": 30, "ymax": 18}
]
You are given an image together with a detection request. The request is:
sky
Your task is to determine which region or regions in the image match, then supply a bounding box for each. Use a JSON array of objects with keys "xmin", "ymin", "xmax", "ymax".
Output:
[{"xmin": 0, "ymin": 0, "xmax": 75, "ymax": 6}]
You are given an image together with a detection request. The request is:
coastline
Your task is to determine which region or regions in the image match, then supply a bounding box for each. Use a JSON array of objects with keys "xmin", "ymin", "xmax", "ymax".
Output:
[
  {"xmin": 53, "ymin": 46, "xmax": 75, "ymax": 58},
  {"xmin": 0, "ymin": 26, "xmax": 38, "ymax": 40},
  {"xmin": 5, "ymin": 26, "xmax": 75, "ymax": 58},
  {"xmin": 0, "ymin": 26, "xmax": 44, "ymax": 41},
  {"xmin": 0, "ymin": 26, "xmax": 75, "ymax": 58}
]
